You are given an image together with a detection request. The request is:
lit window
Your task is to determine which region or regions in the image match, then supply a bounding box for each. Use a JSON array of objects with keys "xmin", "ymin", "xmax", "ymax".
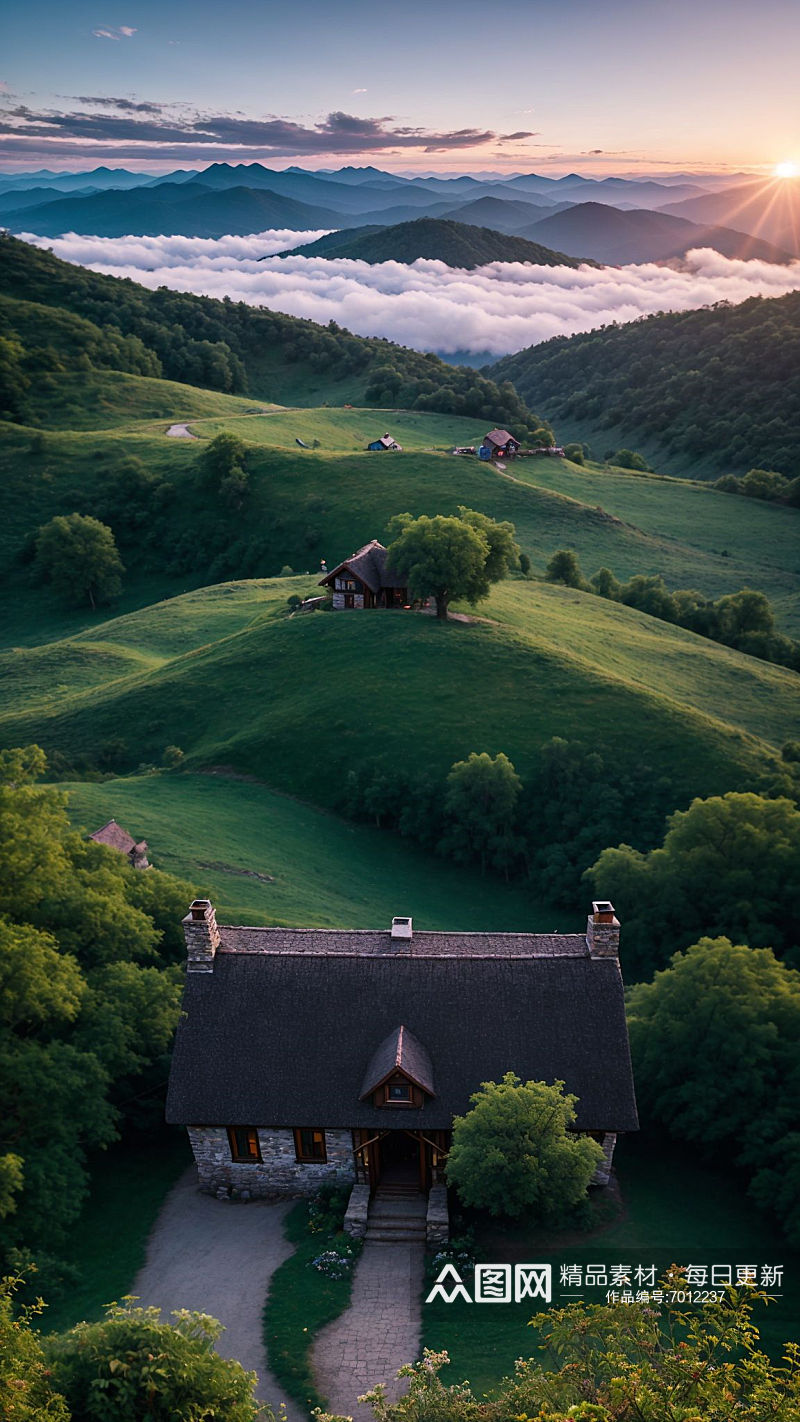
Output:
[
  {"xmin": 294, "ymin": 1128, "xmax": 327, "ymax": 1162},
  {"xmin": 227, "ymin": 1127, "xmax": 261, "ymax": 1163}
]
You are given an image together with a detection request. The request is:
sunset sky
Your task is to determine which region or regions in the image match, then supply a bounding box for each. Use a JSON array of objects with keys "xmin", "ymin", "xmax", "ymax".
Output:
[{"xmin": 1, "ymin": 0, "xmax": 798, "ymax": 174}]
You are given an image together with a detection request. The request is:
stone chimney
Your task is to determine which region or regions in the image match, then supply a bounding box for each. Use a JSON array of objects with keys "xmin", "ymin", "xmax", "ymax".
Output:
[
  {"xmin": 586, "ymin": 900, "xmax": 620, "ymax": 958},
  {"xmin": 183, "ymin": 899, "xmax": 220, "ymax": 972},
  {"xmin": 391, "ymin": 915, "xmax": 413, "ymax": 941}
]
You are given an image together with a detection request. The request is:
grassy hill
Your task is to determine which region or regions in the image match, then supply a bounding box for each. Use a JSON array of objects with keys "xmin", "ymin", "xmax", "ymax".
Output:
[
  {"xmin": 278, "ymin": 218, "xmax": 595, "ymax": 268},
  {"xmin": 62, "ymin": 770, "xmax": 574, "ymax": 931},
  {"xmin": 492, "ymin": 290, "xmax": 800, "ymax": 477},
  {"xmin": 1, "ymin": 577, "xmax": 794, "ymax": 815},
  {"xmin": 3, "ymin": 399, "xmax": 799, "ymax": 649}
]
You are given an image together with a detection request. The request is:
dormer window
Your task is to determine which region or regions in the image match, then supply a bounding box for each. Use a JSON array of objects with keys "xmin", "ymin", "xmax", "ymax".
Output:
[{"xmin": 359, "ymin": 1025, "xmax": 435, "ymax": 1109}]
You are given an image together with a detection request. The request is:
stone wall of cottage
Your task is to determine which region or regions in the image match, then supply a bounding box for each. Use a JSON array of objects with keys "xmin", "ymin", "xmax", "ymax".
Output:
[
  {"xmin": 591, "ymin": 1132, "xmax": 618, "ymax": 1187},
  {"xmin": 187, "ymin": 1127, "xmax": 356, "ymax": 1198}
]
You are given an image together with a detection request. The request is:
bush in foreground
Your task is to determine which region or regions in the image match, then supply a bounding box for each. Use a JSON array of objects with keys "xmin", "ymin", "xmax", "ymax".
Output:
[
  {"xmin": 323, "ymin": 1288, "xmax": 800, "ymax": 1422},
  {"xmin": 47, "ymin": 1300, "xmax": 270, "ymax": 1422}
]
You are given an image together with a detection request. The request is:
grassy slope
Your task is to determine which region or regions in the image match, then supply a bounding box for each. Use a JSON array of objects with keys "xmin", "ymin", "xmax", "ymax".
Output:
[
  {"xmin": 3, "ymin": 418, "xmax": 799, "ymax": 646},
  {"xmin": 2, "ymin": 580, "xmax": 794, "ymax": 820},
  {"xmin": 62, "ymin": 770, "xmax": 569, "ymax": 930},
  {"xmin": 22, "ymin": 370, "xmax": 279, "ymax": 431},
  {"xmin": 422, "ymin": 1136, "xmax": 800, "ymax": 1390}
]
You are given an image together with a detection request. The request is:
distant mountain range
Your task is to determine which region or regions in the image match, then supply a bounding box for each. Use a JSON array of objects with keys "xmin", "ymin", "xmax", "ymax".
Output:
[
  {"xmin": 659, "ymin": 178, "xmax": 800, "ymax": 255},
  {"xmin": 515, "ymin": 202, "xmax": 794, "ymax": 265},
  {"xmin": 276, "ymin": 218, "xmax": 596, "ymax": 269},
  {"xmin": 2, "ymin": 162, "xmax": 795, "ymax": 264}
]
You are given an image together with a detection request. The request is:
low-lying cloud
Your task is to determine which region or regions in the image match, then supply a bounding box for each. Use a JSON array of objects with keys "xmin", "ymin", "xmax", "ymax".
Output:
[{"xmin": 20, "ymin": 230, "xmax": 800, "ymax": 356}]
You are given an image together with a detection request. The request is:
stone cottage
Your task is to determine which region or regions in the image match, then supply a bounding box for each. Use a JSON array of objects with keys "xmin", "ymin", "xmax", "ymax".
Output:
[
  {"xmin": 166, "ymin": 901, "xmax": 638, "ymax": 1204},
  {"xmin": 89, "ymin": 819, "xmax": 149, "ymax": 869},
  {"xmin": 318, "ymin": 539, "xmax": 408, "ymax": 609}
]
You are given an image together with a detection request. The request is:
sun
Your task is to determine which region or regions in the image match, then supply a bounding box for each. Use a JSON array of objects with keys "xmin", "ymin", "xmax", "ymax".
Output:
[{"xmin": 774, "ymin": 161, "xmax": 798, "ymax": 178}]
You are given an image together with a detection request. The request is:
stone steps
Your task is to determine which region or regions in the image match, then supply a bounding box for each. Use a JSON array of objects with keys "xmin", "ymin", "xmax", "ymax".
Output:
[{"xmin": 365, "ymin": 1186, "xmax": 428, "ymax": 1242}]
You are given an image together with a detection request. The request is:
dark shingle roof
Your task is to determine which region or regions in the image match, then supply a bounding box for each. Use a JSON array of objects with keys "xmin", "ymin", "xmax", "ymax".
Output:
[
  {"xmin": 320, "ymin": 540, "xmax": 406, "ymax": 593},
  {"xmin": 360, "ymin": 1025, "xmax": 435, "ymax": 1097},
  {"xmin": 166, "ymin": 947, "xmax": 638, "ymax": 1132}
]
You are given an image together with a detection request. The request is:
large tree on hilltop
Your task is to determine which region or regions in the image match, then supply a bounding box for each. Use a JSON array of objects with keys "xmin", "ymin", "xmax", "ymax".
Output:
[{"xmin": 386, "ymin": 507, "xmax": 519, "ymax": 620}]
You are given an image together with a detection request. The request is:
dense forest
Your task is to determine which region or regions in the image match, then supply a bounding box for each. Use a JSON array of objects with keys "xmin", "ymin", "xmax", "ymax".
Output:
[
  {"xmin": 0, "ymin": 234, "xmax": 551, "ymax": 439},
  {"xmin": 279, "ymin": 218, "xmax": 594, "ymax": 269},
  {"xmin": 492, "ymin": 290, "xmax": 800, "ymax": 476}
]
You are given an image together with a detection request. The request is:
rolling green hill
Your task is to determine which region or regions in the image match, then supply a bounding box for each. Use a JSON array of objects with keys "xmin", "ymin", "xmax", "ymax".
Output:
[
  {"xmin": 278, "ymin": 218, "xmax": 595, "ymax": 269},
  {"xmin": 492, "ymin": 290, "xmax": 800, "ymax": 477},
  {"xmin": 3, "ymin": 409, "xmax": 799, "ymax": 649},
  {"xmin": 1, "ymin": 578, "xmax": 794, "ymax": 815},
  {"xmin": 62, "ymin": 770, "xmax": 574, "ymax": 932}
]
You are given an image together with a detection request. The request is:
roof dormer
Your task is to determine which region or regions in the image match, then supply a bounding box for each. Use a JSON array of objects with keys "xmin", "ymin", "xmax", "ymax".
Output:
[{"xmin": 359, "ymin": 1025, "xmax": 434, "ymax": 1107}]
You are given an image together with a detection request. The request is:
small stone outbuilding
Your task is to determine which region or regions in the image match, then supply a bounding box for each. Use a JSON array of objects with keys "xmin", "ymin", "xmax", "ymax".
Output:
[
  {"xmin": 166, "ymin": 900, "xmax": 638, "ymax": 1201},
  {"xmin": 89, "ymin": 819, "xmax": 149, "ymax": 869}
]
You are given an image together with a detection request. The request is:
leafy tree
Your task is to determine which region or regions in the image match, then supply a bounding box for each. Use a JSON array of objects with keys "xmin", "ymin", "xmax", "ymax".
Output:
[
  {"xmin": 628, "ymin": 937, "xmax": 800, "ymax": 1241},
  {"xmin": 46, "ymin": 1301, "xmax": 268, "ymax": 1422},
  {"xmin": 589, "ymin": 566, "xmax": 621, "ymax": 599},
  {"xmin": 619, "ymin": 573, "xmax": 678, "ymax": 622},
  {"xmin": 385, "ymin": 511, "xmax": 493, "ymax": 620},
  {"xmin": 564, "ymin": 441, "xmax": 585, "ymax": 464},
  {"xmin": 199, "ymin": 432, "xmax": 250, "ymax": 507},
  {"xmin": 518, "ymin": 551, "xmax": 531, "ymax": 576},
  {"xmin": 612, "ymin": 448, "xmax": 650, "ymax": 471},
  {"xmin": 457, "ymin": 506, "xmax": 519, "ymax": 583},
  {"xmin": 587, "ymin": 791, "xmax": 800, "ymax": 977},
  {"xmin": 440, "ymin": 751, "xmax": 523, "ymax": 876},
  {"xmin": 34, "ymin": 513, "xmax": 124, "ymax": 609},
  {"xmin": 545, "ymin": 548, "xmax": 584, "ymax": 588},
  {"xmin": 741, "ymin": 467, "xmax": 788, "ymax": 499},
  {"xmin": 446, "ymin": 1073, "xmax": 603, "ymax": 1221},
  {"xmin": 0, "ymin": 747, "xmax": 191, "ymax": 1257},
  {"xmin": 715, "ymin": 587, "xmax": 775, "ymax": 642}
]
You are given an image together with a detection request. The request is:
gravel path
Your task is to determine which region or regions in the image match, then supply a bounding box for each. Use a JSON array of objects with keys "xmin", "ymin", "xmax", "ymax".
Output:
[
  {"xmin": 132, "ymin": 1167, "xmax": 305, "ymax": 1421},
  {"xmin": 165, "ymin": 423, "xmax": 197, "ymax": 438},
  {"xmin": 312, "ymin": 1242, "xmax": 425, "ymax": 1421}
]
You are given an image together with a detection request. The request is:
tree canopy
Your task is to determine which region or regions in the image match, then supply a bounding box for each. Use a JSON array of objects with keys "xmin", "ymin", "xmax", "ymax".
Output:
[
  {"xmin": 628, "ymin": 936, "xmax": 800, "ymax": 1242},
  {"xmin": 34, "ymin": 513, "xmax": 124, "ymax": 609},
  {"xmin": 492, "ymin": 287, "xmax": 800, "ymax": 477},
  {"xmin": 0, "ymin": 747, "xmax": 194, "ymax": 1267},
  {"xmin": 386, "ymin": 507, "xmax": 519, "ymax": 619},
  {"xmin": 446, "ymin": 1073, "xmax": 603, "ymax": 1221},
  {"xmin": 440, "ymin": 751, "xmax": 523, "ymax": 876},
  {"xmin": 587, "ymin": 792, "xmax": 800, "ymax": 977}
]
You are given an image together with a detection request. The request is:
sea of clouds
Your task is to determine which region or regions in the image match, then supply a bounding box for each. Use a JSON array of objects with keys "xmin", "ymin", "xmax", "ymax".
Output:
[{"xmin": 22, "ymin": 229, "xmax": 800, "ymax": 356}]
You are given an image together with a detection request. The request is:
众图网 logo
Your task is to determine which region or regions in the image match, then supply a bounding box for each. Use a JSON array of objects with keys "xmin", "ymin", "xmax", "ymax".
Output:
[{"xmin": 425, "ymin": 1263, "xmax": 552, "ymax": 1304}]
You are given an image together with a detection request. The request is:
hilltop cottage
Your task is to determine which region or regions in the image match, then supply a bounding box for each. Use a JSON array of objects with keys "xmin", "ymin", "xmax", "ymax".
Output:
[
  {"xmin": 318, "ymin": 539, "xmax": 408, "ymax": 609},
  {"xmin": 367, "ymin": 433, "xmax": 403, "ymax": 451},
  {"xmin": 479, "ymin": 428, "xmax": 521, "ymax": 460},
  {"xmin": 89, "ymin": 819, "xmax": 149, "ymax": 869},
  {"xmin": 166, "ymin": 901, "xmax": 638, "ymax": 1224}
]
